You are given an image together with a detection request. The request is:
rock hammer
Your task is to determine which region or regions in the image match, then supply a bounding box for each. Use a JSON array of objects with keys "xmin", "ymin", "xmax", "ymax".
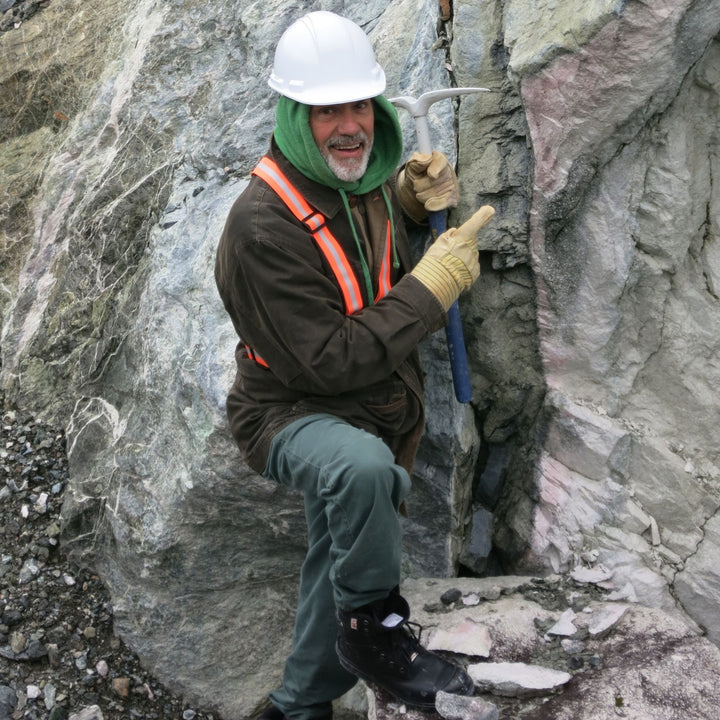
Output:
[{"xmin": 390, "ymin": 88, "xmax": 493, "ymax": 403}]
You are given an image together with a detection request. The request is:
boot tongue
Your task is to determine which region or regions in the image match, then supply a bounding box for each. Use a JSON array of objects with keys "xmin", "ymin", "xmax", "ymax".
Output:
[{"xmin": 381, "ymin": 612, "xmax": 404, "ymax": 629}]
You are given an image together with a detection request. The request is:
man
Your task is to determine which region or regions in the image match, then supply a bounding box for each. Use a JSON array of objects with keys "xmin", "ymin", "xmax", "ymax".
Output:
[{"xmin": 215, "ymin": 11, "xmax": 482, "ymax": 720}]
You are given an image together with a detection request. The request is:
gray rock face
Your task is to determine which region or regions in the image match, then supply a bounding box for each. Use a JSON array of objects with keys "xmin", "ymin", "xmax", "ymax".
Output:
[
  {"xmin": 506, "ymin": 0, "xmax": 720, "ymax": 633},
  {"xmin": 1, "ymin": 0, "xmax": 720, "ymax": 716},
  {"xmin": 453, "ymin": 0, "xmax": 720, "ymax": 638}
]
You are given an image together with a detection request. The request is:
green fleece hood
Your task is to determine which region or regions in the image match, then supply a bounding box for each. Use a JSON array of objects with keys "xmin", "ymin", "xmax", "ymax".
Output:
[{"xmin": 273, "ymin": 95, "xmax": 403, "ymax": 194}]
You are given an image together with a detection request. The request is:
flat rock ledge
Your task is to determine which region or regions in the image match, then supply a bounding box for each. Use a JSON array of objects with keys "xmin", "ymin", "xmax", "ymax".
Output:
[{"xmin": 348, "ymin": 574, "xmax": 720, "ymax": 720}]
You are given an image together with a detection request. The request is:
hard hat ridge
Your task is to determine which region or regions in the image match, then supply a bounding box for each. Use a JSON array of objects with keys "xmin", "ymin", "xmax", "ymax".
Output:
[{"xmin": 268, "ymin": 11, "xmax": 386, "ymax": 105}]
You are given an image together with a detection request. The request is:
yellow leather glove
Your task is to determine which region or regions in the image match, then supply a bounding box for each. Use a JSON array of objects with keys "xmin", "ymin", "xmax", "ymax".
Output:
[
  {"xmin": 397, "ymin": 151, "xmax": 459, "ymax": 222},
  {"xmin": 410, "ymin": 226, "xmax": 480, "ymax": 311}
]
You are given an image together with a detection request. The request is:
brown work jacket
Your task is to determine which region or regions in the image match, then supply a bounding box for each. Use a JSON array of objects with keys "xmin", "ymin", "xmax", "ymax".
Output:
[{"xmin": 214, "ymin": 141, "xmax": 447, "ymax": 475}]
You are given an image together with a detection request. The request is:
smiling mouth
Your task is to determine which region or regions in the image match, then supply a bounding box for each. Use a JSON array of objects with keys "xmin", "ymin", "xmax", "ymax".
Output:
[
  {"xmin": 327, "ymin": 132, "xmax": 368, "ymax": 157},
  {"xmin": 330, "ymin": 142, "xmax": 362, "ymax": 153}
]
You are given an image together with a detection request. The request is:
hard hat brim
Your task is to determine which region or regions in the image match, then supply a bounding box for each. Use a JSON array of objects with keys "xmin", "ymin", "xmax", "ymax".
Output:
[{"xmin": 268, "ymin": 70, "xmax": 386, "ymax": 106}]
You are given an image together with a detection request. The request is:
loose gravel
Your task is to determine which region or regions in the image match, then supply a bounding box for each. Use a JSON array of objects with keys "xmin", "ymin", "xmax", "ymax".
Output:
[{"xmin": 0, "ymin": 392, "xmax": 217, "ymax": 720}]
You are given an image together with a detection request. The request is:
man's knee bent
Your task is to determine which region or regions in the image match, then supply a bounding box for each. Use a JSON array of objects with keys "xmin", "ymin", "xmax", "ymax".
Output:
[{"xmin": 325, "ymin": 432, "xmax": 411, "ymax": 508}]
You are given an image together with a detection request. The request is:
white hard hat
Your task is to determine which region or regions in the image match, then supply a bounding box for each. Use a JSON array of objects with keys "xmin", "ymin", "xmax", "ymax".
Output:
[{"xmin": 268, "ymin": 11, "xmax": 386, "ymax": 105}]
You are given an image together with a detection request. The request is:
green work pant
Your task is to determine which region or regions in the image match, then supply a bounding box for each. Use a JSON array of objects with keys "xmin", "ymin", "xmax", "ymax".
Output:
[{"xmin": 262, "ymin": 413, "xmax": 412, "ymax": 720}]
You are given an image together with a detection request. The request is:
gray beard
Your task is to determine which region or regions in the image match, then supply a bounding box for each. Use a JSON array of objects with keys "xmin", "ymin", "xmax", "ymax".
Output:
[{"xmin": 321, "ymin": 132, "xmax": 373, "ymax": 182}]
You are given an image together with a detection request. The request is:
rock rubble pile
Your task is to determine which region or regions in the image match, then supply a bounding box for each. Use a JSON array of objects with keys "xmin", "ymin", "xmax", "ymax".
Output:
[
  {"xmin": 360, "ymin": 575, "xmax": 720, "ymax": 720},
  {"xmin": 0, "ymin": 395, "xmax": 215, "ymax": 720}
]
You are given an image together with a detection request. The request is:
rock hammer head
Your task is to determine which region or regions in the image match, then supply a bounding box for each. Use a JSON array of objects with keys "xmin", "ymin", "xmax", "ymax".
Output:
[{"xmin": 389, "ymin": 87, "xmax": 490, "ymax": 153}]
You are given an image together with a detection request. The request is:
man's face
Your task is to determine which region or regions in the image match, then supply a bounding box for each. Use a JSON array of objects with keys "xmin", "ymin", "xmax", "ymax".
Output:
[{"xmin": 309, "ymin": 100, "xmax": 374, "ymax": 182}]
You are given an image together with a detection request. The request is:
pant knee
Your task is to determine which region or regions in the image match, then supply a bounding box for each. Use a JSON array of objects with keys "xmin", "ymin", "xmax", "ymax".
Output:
[{"xmin": 325, "ymin": 435, "xmax": 410, "ymax": 509}]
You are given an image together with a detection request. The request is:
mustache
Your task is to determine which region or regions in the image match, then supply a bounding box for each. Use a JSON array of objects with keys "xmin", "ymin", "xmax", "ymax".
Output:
[{"xmin": 325, "ymin": 131, "xmax": 369, "ymax": 149}]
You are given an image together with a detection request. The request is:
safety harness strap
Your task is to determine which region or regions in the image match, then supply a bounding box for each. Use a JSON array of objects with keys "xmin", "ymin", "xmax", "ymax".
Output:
[
  {"xmin": 247, "ymin": 156, "xmax": 396, "ymax": 370},
  {"xmin": 253, "ymin": 156, "xmax": 394, "ymax": 313},
  {"xmin": 375, "ymin": 220, "xmax": 393, "ymax": 303},
  {"xmin": 244, "ymin": 344, "xmax": 269, "ymax": 368}
]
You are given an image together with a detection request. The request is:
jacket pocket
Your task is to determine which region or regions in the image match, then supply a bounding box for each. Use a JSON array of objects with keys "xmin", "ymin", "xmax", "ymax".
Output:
[{"xmin": 361, "ymin": 381, "xmax": 409, "ymax": 432}]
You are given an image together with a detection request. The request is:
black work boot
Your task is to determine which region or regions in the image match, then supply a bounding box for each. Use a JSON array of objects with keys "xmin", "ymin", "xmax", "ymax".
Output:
[{"xmin": 335, "ymin": 590, "xmax": 474, "ymax": 709}]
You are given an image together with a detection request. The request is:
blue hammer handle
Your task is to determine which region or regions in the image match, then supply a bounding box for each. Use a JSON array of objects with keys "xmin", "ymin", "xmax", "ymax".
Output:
[
  {"xmin": 428, "ymin": 209, "xmax": 473, "ymax": 403},
  {"xmin": 389, "ymin": 88, "xmax": 491, "ymax": 404}
]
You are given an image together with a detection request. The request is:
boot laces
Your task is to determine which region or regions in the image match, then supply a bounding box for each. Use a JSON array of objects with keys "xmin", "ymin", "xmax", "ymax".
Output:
[{"xmin": 390, "ymin": 616, "xmax": 425, "ymax": 665}]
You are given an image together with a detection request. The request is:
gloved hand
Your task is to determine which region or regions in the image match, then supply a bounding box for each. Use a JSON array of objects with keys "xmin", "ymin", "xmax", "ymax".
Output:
[
  {"xmin": 397, "ymin": 151, "xmax": 459, "ymax": 222},
  {"xmin": 410, "ymin": 226, "xmax": 480, "ymax": 311}
]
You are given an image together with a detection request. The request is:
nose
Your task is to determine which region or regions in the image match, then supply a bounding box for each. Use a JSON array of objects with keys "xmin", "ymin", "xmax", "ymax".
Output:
[{"xmin": 337, "ymin": 106, "xmax": 362, "ymax": 135}]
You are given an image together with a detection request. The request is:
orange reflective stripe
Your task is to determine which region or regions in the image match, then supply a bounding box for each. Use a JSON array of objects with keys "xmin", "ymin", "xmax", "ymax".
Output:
[
  {"xmin": 312, "ymin": 227, "xmax": 364, "ymax": 314},
  {"xmin": 252, "ymin": 157, "xmax": 365, "ymax": 315},
  {"xmin": 253, "ymin": 157, "xmax": 317, "ymax": 227},
  {"xmin": 375, "ymin": 220, "xmax": 393, "ymax": 303},
  {"xmin": 244, "ymin": 344, "xmax": 269, "ymax": 368}
]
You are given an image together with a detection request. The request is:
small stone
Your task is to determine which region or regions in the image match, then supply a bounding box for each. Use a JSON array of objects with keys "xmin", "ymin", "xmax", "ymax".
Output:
[
  {"xmin": 0, "ymin": 685, "xmax": 17, "ymax": 715},
  {"xmin": 68, "ymin": 706, "xmax": 104, "ymax": 720},
  {"xmin": 547, "ymin": 609, "xmax": 578, "ymax": 637},
  {"xmin": 10, "ymin": 631, "xmax": 27, "ymax": 654},
  {"xmin": 570, "ymin": 565, "xmax": 613, "ymax": 585},
  {"xmin": 35, "ymin": 492, "xmax": 49, "ymax": 512},
  {"xmin": 561, "ymin": 638, "xmax": 586, "ymax": 654},
  {"xmin": 26, "ymin": 685, "xmax": 41, "ymax": 700},
  {"xmin": 481, "ymin": 585, "xmax": 502, "ymax": 601},
  {"xmin": 24, "ymin": 639, "xmax": 49, "ymax": 660},
  {"xmin": 468, "ymin": 662, "xmax": 572, "ymax": 697},
  {"xmin": 435, "ymin": 690, "xmax": 498, "ymax": 720},
  {"xmin": 427, "ymin": 619, "xmax": 492, "ymax": 657},
  {"xmin": 96, "ymin": 659, "xmax": 109, "ymax": 677},
  {"xmin": 18, "ymin": 558, "xmax": 40, "ymax": 584},
  {"xmin": 44, "ymin": 682, "xmax": 57, "ymax": 709},
  {"xmin": 49, "ymin": 705, "xmax": 68, "ymax": 720},
  {"xmin": 441, "ymin": 588, "xmax": 462, "ymax": 605},
  {"xmin": 649, "ymin": 516, "xmax": 661, "ymax": 546},
  {"xmin": 423, "ymin": 602, "xmax": 451, "ymax": 613},
  {"xmin": 2, "ymin": 609, "xmax": 22, "ymax": 626},
  {"xmin": 462, "ymin": 593, "xmax": 481, "ymax": 606},
  {"xmin": 47, "ymin": 643, "xmax": 61, "ymax": 667},
  {"xmin": 182, "ymin": 710, "xmax": 197, "ymax": 720},
  {"xmin": 587, "ymin": 604, "xmax": 629, "ymax": 639},
  {"xmin": 112, "ymin": 677, "xmax": 130, "ymax": 697},
  {"xmin": 83, "ymin": 626, "xmax": 96, "ymax": 639},
  {"xmin": 607, "ymin": 582, "xmax": 638, "ymax": 603}
]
